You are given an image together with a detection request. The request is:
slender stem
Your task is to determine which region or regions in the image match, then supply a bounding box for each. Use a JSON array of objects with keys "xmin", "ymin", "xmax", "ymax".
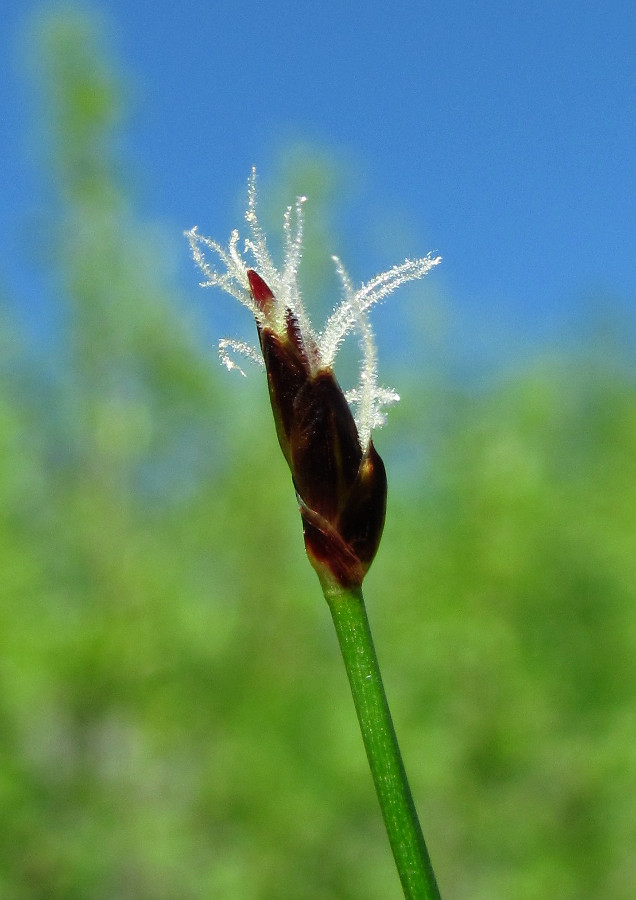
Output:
[{"xmin": 323, "ymin": 584, "xmax": 442, "ymax": 900}]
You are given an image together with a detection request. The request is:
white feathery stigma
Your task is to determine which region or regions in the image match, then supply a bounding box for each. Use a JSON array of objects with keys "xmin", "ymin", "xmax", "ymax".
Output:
[{"xmin": 186, "ymin": 168, "xmax": 441, "ymax": 448}]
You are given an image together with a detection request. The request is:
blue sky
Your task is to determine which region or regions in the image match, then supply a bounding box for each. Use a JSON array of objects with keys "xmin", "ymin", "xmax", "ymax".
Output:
[{"xmin": 2, "ymin": 1, "xmax": 635, "ymax": 368}]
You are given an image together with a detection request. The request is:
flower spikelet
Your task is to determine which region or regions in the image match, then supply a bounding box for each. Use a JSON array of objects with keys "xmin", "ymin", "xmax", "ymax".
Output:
[{"xmin": 186, "ymin": 170, "xmax": 441, "ymax": 588}]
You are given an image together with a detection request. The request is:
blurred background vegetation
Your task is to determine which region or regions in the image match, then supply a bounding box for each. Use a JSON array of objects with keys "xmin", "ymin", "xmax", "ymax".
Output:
[{"xmin": 1, "ymin": 8, "xmax": 635, "ymax": 900}]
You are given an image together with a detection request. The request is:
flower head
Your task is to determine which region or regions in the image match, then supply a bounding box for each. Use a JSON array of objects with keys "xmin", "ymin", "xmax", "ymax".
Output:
[{"xmin": 187, "ymin": 169, "xmax": 440, "ymax": 589}]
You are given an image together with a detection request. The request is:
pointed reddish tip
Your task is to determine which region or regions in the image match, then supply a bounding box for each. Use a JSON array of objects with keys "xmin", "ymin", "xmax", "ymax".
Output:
[{"xmin": 247, "ymin": 269, "xmax": 275, "ymax": 315}]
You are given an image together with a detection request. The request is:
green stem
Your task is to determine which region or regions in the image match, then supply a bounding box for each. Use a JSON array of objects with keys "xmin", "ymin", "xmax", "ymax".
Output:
[{"xmin": 323, "ymin": 584, "xmax": 441, "ymax": 900}]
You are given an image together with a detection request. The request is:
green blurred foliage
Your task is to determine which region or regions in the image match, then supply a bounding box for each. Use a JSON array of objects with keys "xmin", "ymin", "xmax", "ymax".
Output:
[{"xmin": 1, "ymin": 9, "xmax": 635, "ymax": 899}]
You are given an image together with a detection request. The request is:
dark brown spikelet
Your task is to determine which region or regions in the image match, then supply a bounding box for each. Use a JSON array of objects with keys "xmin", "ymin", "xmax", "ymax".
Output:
[{"xmin": 247, "ymin": 269, "xmax": 387, "ymax": 590}]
